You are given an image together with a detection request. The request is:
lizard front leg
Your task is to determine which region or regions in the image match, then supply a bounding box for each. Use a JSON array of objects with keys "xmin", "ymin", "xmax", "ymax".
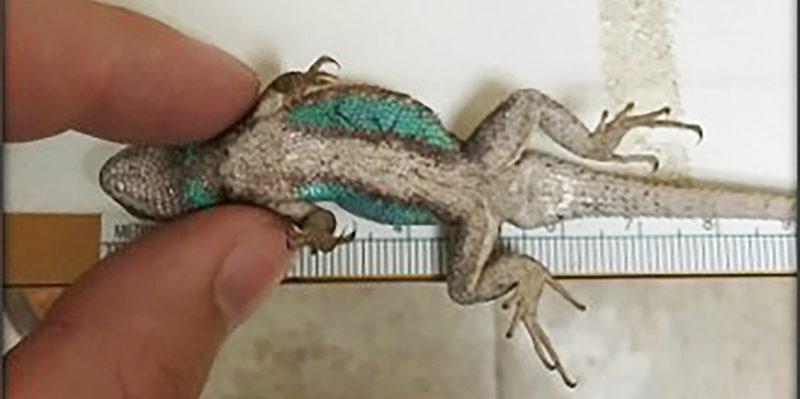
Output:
[
  {"xmin": 262, "ymin": 55, "xmax": 340, "ymax": 99},
  {"xmin": 466, "ymin": 88, "xmax": 702, "ymax": 171},
  {"xmin": 250, "ymin": 55, "xmax": 341, "ymax": 121},
  {"xmin": 269, "ymin": 202, "xmax": 355, "ymax": 254}
]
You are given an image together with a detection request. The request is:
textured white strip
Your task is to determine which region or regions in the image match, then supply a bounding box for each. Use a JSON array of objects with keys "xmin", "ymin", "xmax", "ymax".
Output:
[{"xmin": 599, "ymin": 0, "xmax": 690, "ymax": 178}]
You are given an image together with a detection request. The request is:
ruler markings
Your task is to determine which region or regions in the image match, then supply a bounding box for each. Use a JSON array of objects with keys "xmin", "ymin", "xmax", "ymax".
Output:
[
  {"xmin": 100, "ymin": 214, "xmax": 797, "ymax": 278},
  {"xmin": 100, "ymin": 232, "xmax": 797, "ymax": 277}
]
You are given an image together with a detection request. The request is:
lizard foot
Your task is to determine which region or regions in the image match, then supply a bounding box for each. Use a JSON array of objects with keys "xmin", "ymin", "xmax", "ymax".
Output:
[
  {"xmin": 590, "ymin": 102, "xmax": 703, "ymax": 171},
  {"xmin": 245, "ymin": 55, "xmax": 342, "ymax": 127},
  {"xmin": 501, "ymin": 255, "xmax": 586, "ymax": 388},
  {"xmin": 264, "ymin": 55, "xmax": 341, "ymax": 99},
  {"xmin": 287, "ymin": 208, "xmax": 356, "ymax": 254}
]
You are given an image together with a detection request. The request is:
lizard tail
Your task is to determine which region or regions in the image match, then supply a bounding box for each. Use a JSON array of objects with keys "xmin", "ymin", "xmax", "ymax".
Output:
[
  {"xmin": 556, "ymin": 167, "xmax": 794, "ymax": 222},
  {"xmin": 503, "ymin": 154, "xmax": 796, "ymax": 227}
]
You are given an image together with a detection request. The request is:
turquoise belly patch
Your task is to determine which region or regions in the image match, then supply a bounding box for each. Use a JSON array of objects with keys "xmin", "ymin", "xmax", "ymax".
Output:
[
  {"xmin": 183, "ymin": 176, "xmax": 219, "ymax": 209},
  {"xmin": 177, "ymin": 146, "xmax": 220, "ymax": 209},
  {"xmin": 286, "ymin": 89, "xmax": 460, "ymax": 151},
  {"xmin": 296, "ymin": 181, "xmax": 438, "ymax": 226}
]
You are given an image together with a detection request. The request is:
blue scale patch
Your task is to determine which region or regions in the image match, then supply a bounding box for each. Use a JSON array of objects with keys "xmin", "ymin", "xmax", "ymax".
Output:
[
  {"xmin": 285, "ymin": 93, "xmax": 460, "ymax": 150},
  {"xmin": 297, "ymin": 181, "xmax": 438, "ymax": 226},
  {"xmin": 182, "ymin": 176, "xmax": 219, "ymax": 209},
  {"xmin": 178, "ymin": 146, "xmax": 220, "ymax": 209}
]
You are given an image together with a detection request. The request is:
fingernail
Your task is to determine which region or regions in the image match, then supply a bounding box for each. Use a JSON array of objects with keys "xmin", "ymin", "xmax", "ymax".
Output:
[{"xmin": 214, "ymin": 224, "xmax": 293, "ymax": 329}]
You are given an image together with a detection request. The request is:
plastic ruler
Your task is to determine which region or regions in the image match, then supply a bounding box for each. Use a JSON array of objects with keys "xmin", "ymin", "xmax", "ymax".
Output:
[{"xmin": 101, "ymin": 207, "xmax": 796, "ymax": 279}]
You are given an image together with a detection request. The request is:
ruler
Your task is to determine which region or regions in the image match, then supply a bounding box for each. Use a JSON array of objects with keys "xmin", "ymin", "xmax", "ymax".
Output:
[{"xmin": 101, "ymin": 207, "xmax": 796, "ymax": 279}]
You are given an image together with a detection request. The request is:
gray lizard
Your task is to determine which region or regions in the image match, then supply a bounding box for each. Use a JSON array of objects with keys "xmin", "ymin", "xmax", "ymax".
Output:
[{"xmin": 99, "ymin": 56, "xmax": 796, "ymax": 387}]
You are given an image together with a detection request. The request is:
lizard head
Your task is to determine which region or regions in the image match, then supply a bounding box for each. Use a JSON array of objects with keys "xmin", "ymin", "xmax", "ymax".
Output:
[{"xmin": 99, "ymin": 145, "xmax": 224, "ymax": 220}]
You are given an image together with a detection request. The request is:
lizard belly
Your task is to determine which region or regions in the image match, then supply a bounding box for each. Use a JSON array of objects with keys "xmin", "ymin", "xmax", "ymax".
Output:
[
  {"xmin": 219, "ymin": 119, "xmax": 480, "ymax": 225},
  {"xmin": 486, "ymin": 153, "xmax": 596, "ymax": 229}
]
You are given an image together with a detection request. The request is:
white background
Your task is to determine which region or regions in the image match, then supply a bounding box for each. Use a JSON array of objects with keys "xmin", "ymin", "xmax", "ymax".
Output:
[
  {"xmin": 5, "ymin": 0, "xmax": 795, "ymax": 214},
  {"xmin": 5, "ymin": 2, "xmax": 796, "ymax": 397}
]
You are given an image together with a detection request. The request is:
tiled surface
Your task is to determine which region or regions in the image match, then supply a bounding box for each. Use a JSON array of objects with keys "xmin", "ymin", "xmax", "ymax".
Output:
[{"xmin": 201, "ymin": 277, "xmax": 795, "ymax": 399}]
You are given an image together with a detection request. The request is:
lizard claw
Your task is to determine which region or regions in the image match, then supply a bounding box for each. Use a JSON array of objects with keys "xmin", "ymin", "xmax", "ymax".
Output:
[
  {"xmin": 287, "ymin": 226, "xmax": 356, "ymax": 254},
  {"xmin": 307, "ymin": 55, "xmax": 341, "ymax": 73},
  {"xmin": 262, "ymin": 55, "xmax": 341, "ymax": 100},
  {"xmin": 588, "ymin": 102, "xmax": 703, "ymax": 169},
  {"xmin": 305, "ymin": 55, "xmax": 341, "ymax": 87},
  {"xmin": 502, "ymin": 255, "xmax": 586, "ymax": 388},
  {"xmin": 287, "ymin": 214, "xmax": 356, "ymax": 255}
]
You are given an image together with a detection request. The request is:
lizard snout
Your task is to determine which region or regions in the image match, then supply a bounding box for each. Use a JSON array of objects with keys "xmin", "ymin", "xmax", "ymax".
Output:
[{"xmin": 99, "ymin": 146, "xmax": 185, "ymax": 220}]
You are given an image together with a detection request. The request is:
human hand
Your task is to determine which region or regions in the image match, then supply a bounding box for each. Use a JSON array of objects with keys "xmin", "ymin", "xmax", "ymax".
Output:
[{"xmin": 7, "ymin": 0, "xmax": 293, "ymax": 397}]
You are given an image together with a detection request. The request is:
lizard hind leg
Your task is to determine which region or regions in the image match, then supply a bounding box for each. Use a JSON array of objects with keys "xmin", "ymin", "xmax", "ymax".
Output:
[
  {"xmin": 444, "ymin": 213, "xmax": 586, "ymax": 387},
  {"xmin": 466, "ymin": 88, "xmax": 703, "ymax": 174},
  {"xmin": 491, "ymin": 254, "xmax": 586, "ymax": 387}
]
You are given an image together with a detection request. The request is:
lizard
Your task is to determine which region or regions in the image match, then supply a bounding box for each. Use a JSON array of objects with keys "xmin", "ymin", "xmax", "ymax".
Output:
[{"xmin": 99, "ymin": 56, "xmax": 796, "ymax": 387}]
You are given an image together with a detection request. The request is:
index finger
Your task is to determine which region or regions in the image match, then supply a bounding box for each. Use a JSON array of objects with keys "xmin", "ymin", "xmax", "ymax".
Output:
[{"xmin": 8, "ymin": 0, "xmax": 260, "ymax": 144}]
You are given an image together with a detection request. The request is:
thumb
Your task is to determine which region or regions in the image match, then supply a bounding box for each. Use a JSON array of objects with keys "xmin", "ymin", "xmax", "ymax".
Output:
[{"xmin": 6, "ymin": 206, "xmax": 294, "ymax": 399}]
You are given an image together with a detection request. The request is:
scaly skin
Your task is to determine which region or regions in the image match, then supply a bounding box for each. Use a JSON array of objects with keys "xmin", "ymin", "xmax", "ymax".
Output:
[{"xmin": 100, "ymin": 56, "xmax": 796, "ymax": 387}]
